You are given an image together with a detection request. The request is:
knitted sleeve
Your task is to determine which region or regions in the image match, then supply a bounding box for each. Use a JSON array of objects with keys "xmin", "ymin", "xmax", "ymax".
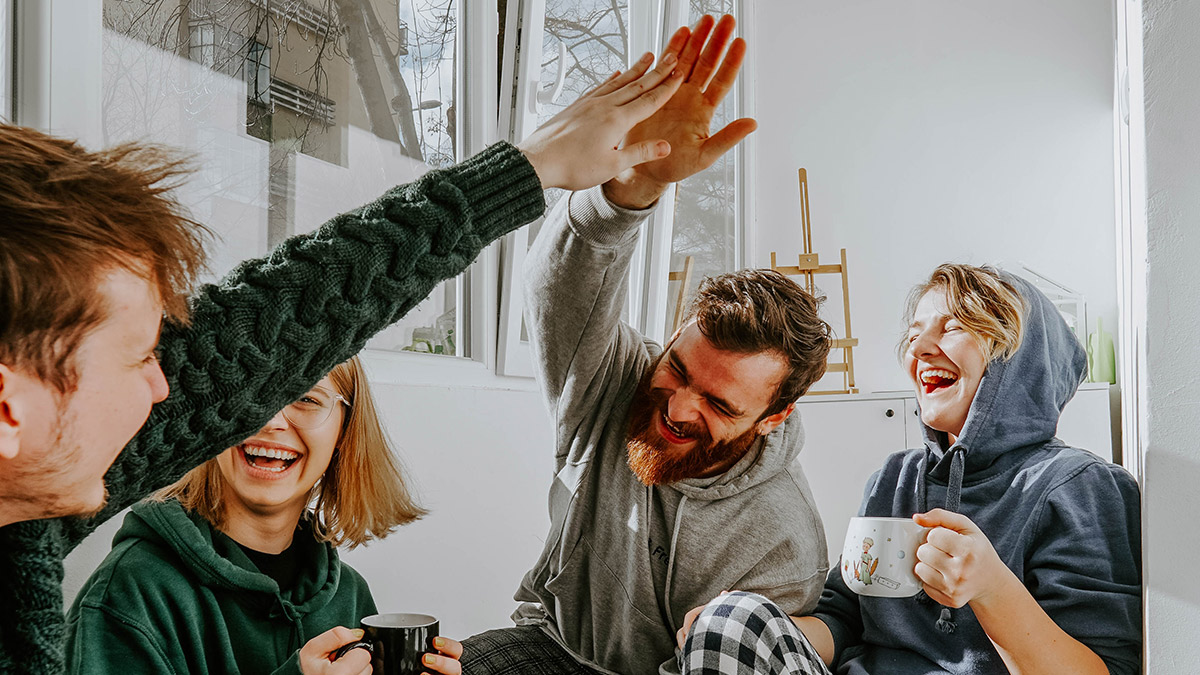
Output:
[{"xmin": 64, "ymin": 141, "xmax": 545, "ymax": 546}]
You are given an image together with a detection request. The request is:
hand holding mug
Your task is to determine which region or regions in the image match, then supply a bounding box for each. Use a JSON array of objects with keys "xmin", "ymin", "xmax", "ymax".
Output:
[
  {"xmin": 300, "ymin": 626, "xmax": 372, "ymax": 675},
  {"xmin": 913, "ymin": 509, "xmax": 1014, "ymax": 609}
]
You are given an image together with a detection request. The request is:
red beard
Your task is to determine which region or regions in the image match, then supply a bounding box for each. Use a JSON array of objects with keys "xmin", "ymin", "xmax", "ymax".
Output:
[{"xmin": 624, "ymin": 358, "xmax": 761, "ymax": 486}]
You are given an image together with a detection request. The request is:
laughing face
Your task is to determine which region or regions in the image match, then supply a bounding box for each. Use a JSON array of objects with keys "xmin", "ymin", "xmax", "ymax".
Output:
[
  {"xmin": 215, "ymin": 375, "xmax": 345, "ymax": 517},
  {"xmin": 904, "ymin": 288, "xmax": 989, "ymax": 441},
  {"xmin": 625, "ymin": 323, "xmax": 792, "ymax": 485}
]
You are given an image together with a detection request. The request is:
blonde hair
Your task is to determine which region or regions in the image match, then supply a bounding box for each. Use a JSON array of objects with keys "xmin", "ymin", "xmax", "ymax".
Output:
[
  {"xmin": 900, "ymin": 264, "xmax": 1027, "ymax": 362},
  {"xmin": 154, "ymin": 355, "xmax": 426, "ymax": 548}
]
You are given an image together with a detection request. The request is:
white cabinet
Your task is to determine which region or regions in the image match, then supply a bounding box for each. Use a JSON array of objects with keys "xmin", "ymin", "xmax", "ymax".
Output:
[{"xmin": 794, "ymin": 383, "xmax": 1116, "ymax": 565}]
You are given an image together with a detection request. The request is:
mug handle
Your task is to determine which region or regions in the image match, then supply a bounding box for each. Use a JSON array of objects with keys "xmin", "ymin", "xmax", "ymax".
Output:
[{"xmin": 332, "ymin": 640, "xmax": 374, "ymax": 661}]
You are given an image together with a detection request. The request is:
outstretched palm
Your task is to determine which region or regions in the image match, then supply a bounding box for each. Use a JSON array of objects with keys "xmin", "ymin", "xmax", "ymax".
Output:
[{"xmin": 605, "ymin": 14, "xmax": 758, "ymax": 209}]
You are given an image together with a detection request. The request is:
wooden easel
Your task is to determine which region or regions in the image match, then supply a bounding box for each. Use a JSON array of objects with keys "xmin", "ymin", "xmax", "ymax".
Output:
[
  {"xmin": 770, "ymin": 168, "xmax": 859, "ymax": 395},
  {"xmin": 667, "ymin": 256, "xmax": 695, "ymax": 335}
]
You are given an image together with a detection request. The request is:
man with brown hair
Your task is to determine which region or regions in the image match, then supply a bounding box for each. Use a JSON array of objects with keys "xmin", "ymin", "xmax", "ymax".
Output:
[
  {"xmin": 0, "ymin": 49, "xmax": 686, "ymax": 674},
  {"xmin": 461, "ymin": 15, "xmax": 833, "ymax": 675}
]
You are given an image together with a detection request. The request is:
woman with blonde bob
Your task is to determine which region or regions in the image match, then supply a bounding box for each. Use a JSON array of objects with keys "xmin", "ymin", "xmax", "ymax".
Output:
[
  {"xmin": 675, "ymin": 264, "xmax": 1141, "ymax": 675},
  {"xmin": 65, "ymin": 355, "xmax": 463, "ymax": 675}
]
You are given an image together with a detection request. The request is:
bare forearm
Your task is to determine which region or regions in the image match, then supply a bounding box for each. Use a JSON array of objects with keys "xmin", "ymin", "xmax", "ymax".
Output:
[
  {"xmin": 972, "ymin": 572, "xmax": 1109, "ymax": 675},
  {"xmin": 791, "ymin": 616, "xmax": 836, "ymax": 666}
]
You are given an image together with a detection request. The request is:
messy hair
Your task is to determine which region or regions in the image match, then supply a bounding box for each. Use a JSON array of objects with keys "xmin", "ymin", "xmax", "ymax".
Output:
[
  {"xmin": 901, "ymin": 263, "xmax": 1027, "ymax": 362},
  {"xmin": 155, "ymin": 355, "xmax": 427, "ymax": 549},
  {"xmin": 684, "ymin": 269, "xmax": 833, "ymax": 416},
  {"xmin": 0, "ymin": 125, "xmax": 208, "ymax": 391}
]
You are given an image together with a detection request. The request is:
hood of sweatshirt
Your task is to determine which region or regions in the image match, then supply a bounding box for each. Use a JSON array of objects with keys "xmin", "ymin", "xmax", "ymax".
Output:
[
  {"xmin": 671, "ymin": 406, "xmax": 807, "ymax": 501},
  {"xmin": 918, "ymin": 272, "xmax": 1087, "ymax": 513},
  {"xmin": 120, "ymin": 499, "xmax": 342, "ymax": 616}
]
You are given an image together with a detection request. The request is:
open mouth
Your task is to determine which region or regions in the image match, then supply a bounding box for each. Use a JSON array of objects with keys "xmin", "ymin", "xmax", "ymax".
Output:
[
  {"xmin": 919, "ymin": 368, "xmax": 959, "ymax": 395},
  {"xmin": 657, "ymin": 412, "xmax": 695, "ymax": 445},
  {"xmin": 238, "ymin": 445, "xmax": 301, "ymax": 476}
]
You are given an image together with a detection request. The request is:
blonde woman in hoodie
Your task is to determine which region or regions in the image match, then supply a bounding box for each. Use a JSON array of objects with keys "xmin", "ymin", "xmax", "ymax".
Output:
[{"xmin": 65, "ymin": 355, "xmax": 463, "ymax": 675}]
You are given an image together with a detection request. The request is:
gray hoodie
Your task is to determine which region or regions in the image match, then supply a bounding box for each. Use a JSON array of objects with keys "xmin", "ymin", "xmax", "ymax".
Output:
[{"xmin": 513, "ymin": 188, "xmax": 828, "ymax": 675}]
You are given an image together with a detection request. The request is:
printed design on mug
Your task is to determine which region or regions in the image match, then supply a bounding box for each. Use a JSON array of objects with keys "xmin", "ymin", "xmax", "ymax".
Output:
[{"xmin": 853, "ymin": 537, "xmax": 879, "ymax": 585}]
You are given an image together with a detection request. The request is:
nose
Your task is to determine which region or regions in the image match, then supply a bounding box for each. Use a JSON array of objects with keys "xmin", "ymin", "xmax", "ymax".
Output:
[
  {"xmin": 666, "ymin": 388, "xmax": 703, "ymax": 424},
  {"xmin": 261, "ymin": 407, "xmax": 291, "ymax": 432},
  {"xmin": 909, "ymin": 329, "xmax": 941, "ymax": 359},
  {"xmin": 148, "ymin": 361, "xmax": 170, "ymax": 403}
]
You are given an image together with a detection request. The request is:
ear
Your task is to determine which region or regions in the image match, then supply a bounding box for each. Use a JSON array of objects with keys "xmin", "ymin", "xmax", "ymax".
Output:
[
  {"xmin": 756, "ymin": 402, "xmax": 794, "ymax": 436},
  {"xmin": 0, "ymin": 365, "xmax": 21, "ymax": 460}
]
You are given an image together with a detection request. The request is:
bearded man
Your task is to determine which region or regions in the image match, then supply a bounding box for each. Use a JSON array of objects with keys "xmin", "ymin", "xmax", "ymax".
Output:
[{"xmin": 459, "ymin": 14, "xmax": 833, "ymax": 675}]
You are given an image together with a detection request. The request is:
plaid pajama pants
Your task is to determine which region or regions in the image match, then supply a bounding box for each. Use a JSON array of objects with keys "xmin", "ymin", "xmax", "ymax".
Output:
[{"xmin": 679, "ymin": 592, "xmax": 832, "ymax": 675}]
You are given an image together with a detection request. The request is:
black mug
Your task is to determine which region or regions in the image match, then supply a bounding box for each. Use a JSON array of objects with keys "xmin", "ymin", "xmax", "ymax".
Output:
[{"xmin": 337, "ymin": 613, "xmax": 439, "ymax": 675}]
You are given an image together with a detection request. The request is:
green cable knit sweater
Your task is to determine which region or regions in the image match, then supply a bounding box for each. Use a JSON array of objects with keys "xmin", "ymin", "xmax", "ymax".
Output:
[{"xmin": 0, "ymin": 142, "xmax": 545, "ymax": 675}]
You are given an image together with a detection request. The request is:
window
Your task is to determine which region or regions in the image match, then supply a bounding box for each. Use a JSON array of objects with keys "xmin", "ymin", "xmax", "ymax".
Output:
[
  {"xmin": 97, "ymin": 0, "xmax": 470, "ymax": 360},
  {"xmin": 663, "ymin": 0, "xmax": 744, "ymax": 338},
  {"xmin": 498, "ymin": 0, "xmax": 748, "ymax": 374}
]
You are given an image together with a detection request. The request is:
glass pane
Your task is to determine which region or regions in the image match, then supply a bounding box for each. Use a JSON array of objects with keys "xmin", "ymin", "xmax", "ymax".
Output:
[
  {"xmin": 100, "ymin": 0, "xmax": 465, "ymax": 358},
  {"xmin": 540, "ymin": 0, "xmax": 630, "ymax": 211},
  {"xmin": 664, "ymin": 0, "xmax": 740, "ymax": 337}
]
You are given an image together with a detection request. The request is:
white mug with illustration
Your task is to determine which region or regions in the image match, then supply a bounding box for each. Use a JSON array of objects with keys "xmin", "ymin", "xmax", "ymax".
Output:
[{"xmin": 840, "ymin": 517, "xmax": 930, "ymax": 598}]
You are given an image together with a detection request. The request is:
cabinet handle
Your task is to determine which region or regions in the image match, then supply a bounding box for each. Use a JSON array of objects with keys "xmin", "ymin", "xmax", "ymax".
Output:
[{"xmin": 885, "ymin": 409, "xmax": 895, "ymax": 418}]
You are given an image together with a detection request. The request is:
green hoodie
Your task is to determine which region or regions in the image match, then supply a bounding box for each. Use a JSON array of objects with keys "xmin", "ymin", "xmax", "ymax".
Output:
[{"xmin": 64, "ymin": 499, "xmax": 376, "ymax": 674}]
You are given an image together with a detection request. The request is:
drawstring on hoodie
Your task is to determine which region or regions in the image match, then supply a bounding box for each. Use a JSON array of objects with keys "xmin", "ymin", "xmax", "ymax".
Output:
[
  {"xmin": 917, "ymin": 445, "xmax": 966, "ymax": 634},
  {"xmin": 662, "ymin": 494, "xmax": 688, "ymax": 635}
]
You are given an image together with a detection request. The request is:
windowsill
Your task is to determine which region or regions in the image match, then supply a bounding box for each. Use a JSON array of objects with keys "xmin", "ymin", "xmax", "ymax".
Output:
[{"xmin": 360, "ymin": 348, "xmax": 540, "ymax": 392}]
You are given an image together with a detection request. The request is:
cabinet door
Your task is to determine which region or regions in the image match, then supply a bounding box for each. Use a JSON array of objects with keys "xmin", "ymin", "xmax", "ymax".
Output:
[
  {"xmin": 903, "ymin": 397, "xmax": 925, "ymax": 449},
  {"xmin": 793, "ymin": 398, "xmax": 908, "ymax": 565}
]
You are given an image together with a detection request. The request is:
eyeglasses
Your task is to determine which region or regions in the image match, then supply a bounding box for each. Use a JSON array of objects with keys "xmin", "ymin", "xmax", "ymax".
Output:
[{"xmin": 282, "ymin": 385, "xmax": 352, "ymax": 429}]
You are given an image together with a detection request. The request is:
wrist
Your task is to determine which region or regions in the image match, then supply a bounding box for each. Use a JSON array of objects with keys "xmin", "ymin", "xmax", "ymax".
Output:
[
  {"xmin": 602, "ymin": 170, "xmax": 668, "ymax": 210},
  {"xmin": 518, "ymin": 146, "xmax": 550, "ymax": 189},
  {"xmin": 969, "ymin": 564, "xmax": 1023, "ymax": 614}
]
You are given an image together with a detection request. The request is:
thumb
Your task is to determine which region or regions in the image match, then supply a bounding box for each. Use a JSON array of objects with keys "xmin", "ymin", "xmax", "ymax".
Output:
[
  {"xmin": 302, "ymin": 626, "xmax": 364, "ymax": 659},
  {"xmin": 616, "ymin": 140, "xmax": 671, "ymax": 171},
  {"xmin": 914, "ymin": 508, "xmax": 976, "ymax": 533}
]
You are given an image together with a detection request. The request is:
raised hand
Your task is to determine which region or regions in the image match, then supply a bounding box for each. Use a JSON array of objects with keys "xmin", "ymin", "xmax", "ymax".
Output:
[
  {"xmin": 604, "ymin": 14, "xmax": 758, "ymax": 209},
  {"xmin": 518, "ymin": 51, "xmax": 684, "ymax": 191},
  {"xmin": 913, "ymin": 509, "xmax": 1014, "ymax": 609}
]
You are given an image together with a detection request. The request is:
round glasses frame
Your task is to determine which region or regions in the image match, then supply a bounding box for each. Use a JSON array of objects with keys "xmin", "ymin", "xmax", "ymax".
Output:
[{"xmin": 282, "ymin": 384, "xmax": 352, "ymax": 429}]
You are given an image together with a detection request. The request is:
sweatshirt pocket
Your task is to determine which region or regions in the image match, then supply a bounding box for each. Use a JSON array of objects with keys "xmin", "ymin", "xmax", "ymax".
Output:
[{"xmin": 545, "ymin": 539, "xmax": 668, "ymax": 668}]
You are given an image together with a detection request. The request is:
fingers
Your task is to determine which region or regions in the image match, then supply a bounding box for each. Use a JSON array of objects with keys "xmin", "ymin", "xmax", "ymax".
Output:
[
  {"xmin": 700, "ymin": 118, "xmax": 757, "ymax": 166},
  {"xmin": 677, "ymin": 604, "xmax": 706, "ymax": 648},
  {"xmin": 433, "ymin": 637, "xmax": 463, "ymax": 660},
  {"xmin": 913, "ymin": 560, "xmax": 948, "ymax": 593},
  {"xmin": 302, "ymin": 626, "xmax": 364, "ymax": 661},
  {"xmin": 690, "ymin": 14, "xmax": 737, "ymax": 89},
  {"xmin": 617, "ymin": 140, "xmax": 672, "ymax": 171},
  {"xmin": 330, "ymin": 649, "xmax": 371, "ymax": 675},
  {"xmin": 661, "ymin": 26, "xmax": 691, "ymax": 63},
  {"xmin": 423, "ymin": 651, "xmax": 462, "ymax": 675},
  {"xmin": 702, "ymin": 37, "xmax": 747, "ymax": 106},
  {"xmin": 611, "ymin": 53, "xmax": 679, "ymax": 106},
  {"xmin": 916, "ymin": 541, "xmax": 954, "ymax": 570},
  {"xmin": 914, "ymin": 508, "xmax": 978, "ymax": 534},
  {"xmin": 589, "ymin": 52, "xmax": 653, "ymax": 98},
  {"xmin": 676, "ymin": 14, "xmax": 716, "ymax": 81}
]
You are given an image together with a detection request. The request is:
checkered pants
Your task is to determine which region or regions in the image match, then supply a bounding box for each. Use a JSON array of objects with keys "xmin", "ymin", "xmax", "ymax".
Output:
[{"xmin": 679, "ymin": 592, "xmax": 832, "ymax": 675}]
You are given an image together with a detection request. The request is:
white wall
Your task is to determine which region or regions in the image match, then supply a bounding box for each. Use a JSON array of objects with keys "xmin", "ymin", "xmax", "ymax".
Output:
[
  {"xmin": 748, "ymin": 0, "xmax": 1117, "ymax": 394},
  {"xmin": 1142, "ymin": 0, "xmax": 1200, "ymax": 668},
  {"xmin": 64, "ymin": 380, "xmax": 555, "ymax": 640}
]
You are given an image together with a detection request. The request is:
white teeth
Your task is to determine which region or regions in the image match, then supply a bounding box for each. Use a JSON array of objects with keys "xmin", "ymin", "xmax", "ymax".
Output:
[
  {"xmin": 242, "ymin": 446, "xmax": 300, "ymax": 461},
  {"xmin": 920, "ymin": 368, "xmax": 959, "ymax": 384}
]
